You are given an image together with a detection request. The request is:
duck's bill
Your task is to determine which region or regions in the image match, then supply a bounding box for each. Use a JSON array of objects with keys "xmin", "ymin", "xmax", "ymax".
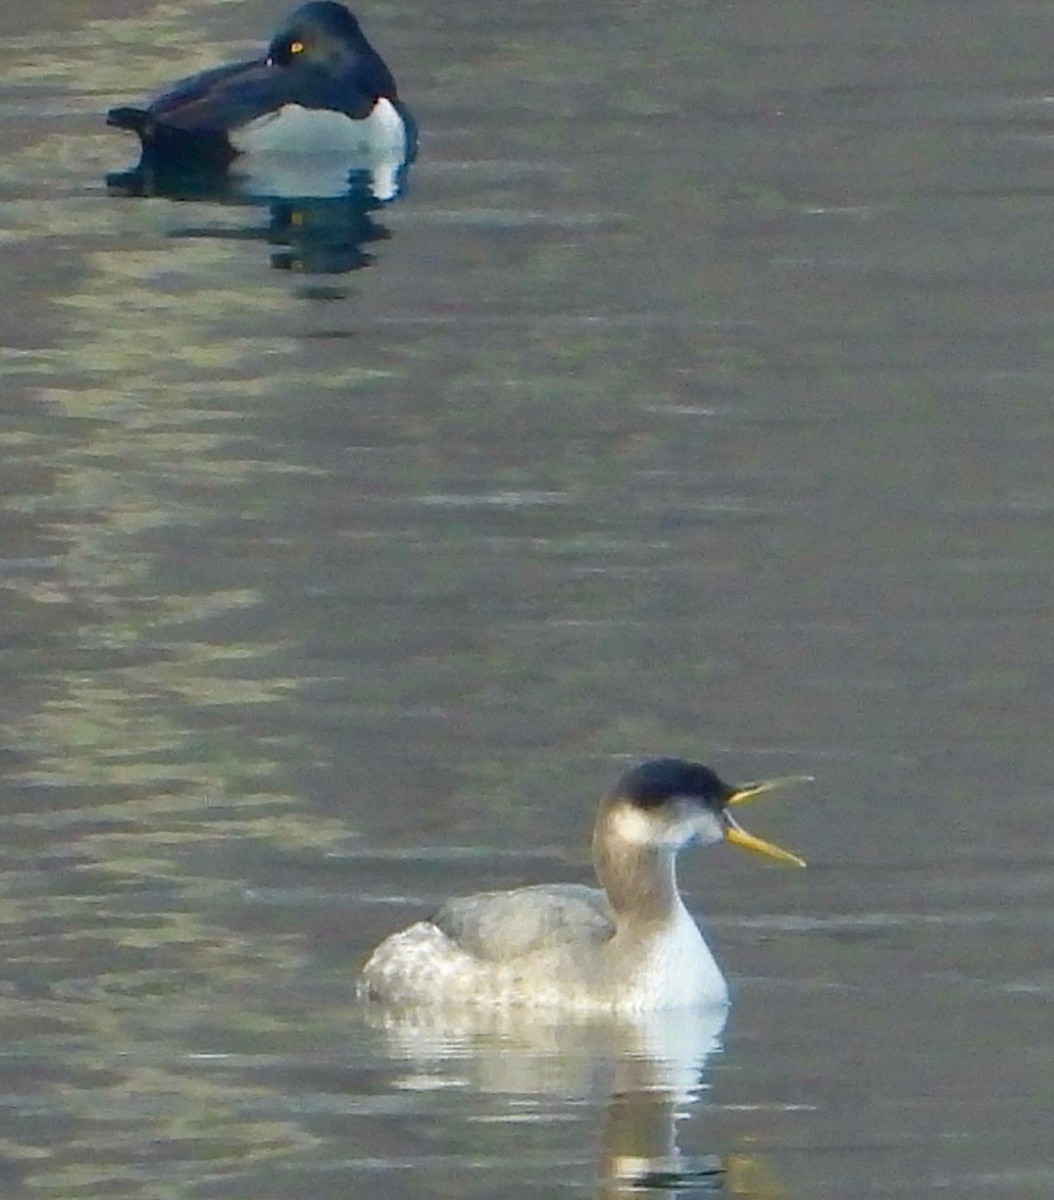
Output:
[
  {"xmin": 727, "ymin": 775, "xmax": 814, "ymax": 805},
  {"xmin": 724, "ymin": 813, "xmax": 806, "ymax": 868}
]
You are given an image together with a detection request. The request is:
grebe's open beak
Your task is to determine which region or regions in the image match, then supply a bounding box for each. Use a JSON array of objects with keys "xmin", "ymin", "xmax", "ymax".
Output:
[{"xmin": 723, "ymin": 775, "xmax": 811, "ymax": 867}]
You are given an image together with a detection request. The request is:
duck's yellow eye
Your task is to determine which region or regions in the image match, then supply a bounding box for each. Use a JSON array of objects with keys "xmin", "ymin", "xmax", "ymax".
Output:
[{"xmin": 290, "ymin": 39, "xmax": 305, "ymax": 54}]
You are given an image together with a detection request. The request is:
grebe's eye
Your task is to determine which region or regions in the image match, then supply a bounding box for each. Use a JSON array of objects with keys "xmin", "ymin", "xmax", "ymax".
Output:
[{"xmin": 290, "ymin": 39, "xmax": 305, "ymax": 55}]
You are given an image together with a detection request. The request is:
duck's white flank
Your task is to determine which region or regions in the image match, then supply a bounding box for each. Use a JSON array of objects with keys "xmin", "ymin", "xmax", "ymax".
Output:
[
  {"xmin": 231, "ymin": 98, "xmax": 407, "ymax": 200},
  {"xmin": 233, "ymin": 97, "xmax": 407, "ymax": 157}
]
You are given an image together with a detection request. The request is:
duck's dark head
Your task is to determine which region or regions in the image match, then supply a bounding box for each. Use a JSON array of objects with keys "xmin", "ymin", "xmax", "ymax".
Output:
[{"xmin": 267, "ymin": 2, "xmax": 387, "ymax": 80}]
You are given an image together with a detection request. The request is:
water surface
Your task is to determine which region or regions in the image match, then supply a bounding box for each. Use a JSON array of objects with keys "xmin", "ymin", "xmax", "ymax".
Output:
[{"xmin": 1, "ymin": 0, "xmax": 1053, "ymax": 1196}]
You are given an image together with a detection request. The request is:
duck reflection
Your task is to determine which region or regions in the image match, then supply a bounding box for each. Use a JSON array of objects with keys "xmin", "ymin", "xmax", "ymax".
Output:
[
  {"xmin": 105, "ymin": 151, "xmax": 411, "ymax": 276},
  {"xmin": 363, "ymin": 1004, "xmax": 783, "ymax": 1197}
]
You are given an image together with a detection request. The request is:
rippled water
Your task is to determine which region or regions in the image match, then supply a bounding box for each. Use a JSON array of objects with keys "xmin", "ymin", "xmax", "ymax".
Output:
[{"xmin": 2, "ymin": 0, "xmax": 1053, "ymax": 1196}]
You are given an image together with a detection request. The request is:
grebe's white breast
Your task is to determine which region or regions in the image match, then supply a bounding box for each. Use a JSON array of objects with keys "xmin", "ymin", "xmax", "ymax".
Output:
[{"xmin": 631, "ymin": 898, "xmax": 727, "ymax": 1009}]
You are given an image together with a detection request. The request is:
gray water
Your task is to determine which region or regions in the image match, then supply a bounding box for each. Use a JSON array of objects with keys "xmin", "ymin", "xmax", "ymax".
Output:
[{"xmin": 2, "ymin": 0, "xmax": 1053, "ymax": 1196}]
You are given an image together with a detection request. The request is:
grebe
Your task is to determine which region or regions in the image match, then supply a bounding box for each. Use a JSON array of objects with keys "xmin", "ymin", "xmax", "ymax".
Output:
[{"xmin": 359, "ymin": 759, "xmax": 807, "ymax": 1013}]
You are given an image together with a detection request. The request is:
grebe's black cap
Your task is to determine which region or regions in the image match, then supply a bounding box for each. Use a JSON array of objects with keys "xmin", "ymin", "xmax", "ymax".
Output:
[{"xmin": 618, "ymin": 759, "xmax": 733, "ymax": 810}]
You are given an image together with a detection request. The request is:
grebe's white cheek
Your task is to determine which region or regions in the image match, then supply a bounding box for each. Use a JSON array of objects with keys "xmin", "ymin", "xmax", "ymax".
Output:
[
  {"xmin": 608, "ymin": 803, "xmax": 659, "ymax": 848},
  {"xmin": 658, "ymin": 798, "xmax": 726, "ymax": 849},
  {"xmin": 693, "ymin": 808, "xmax": 726, "ymax": 849},
  {"xmin": 609, "ymin": 799, "xmax": 725, "ymax": 850}
]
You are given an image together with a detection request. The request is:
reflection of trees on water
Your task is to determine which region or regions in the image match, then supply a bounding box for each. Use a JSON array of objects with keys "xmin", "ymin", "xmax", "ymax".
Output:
[
  {"xmin": 2, "ymin": 103, "xmax": 374, "ymax": 1187},
  {"xmin": 3, "ymin": 195, "xmax": 362, "ymax": 859}
]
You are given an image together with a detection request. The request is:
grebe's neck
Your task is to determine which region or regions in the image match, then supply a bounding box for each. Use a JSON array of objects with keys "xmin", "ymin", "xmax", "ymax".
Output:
[{"xmin": 591, "ymin": 798, "xmax": 683, "ymax": 929}]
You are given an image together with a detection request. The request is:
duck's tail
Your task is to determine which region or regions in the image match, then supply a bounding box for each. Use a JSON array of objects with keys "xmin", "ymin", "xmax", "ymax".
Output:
[{"xmin": 107, "ymin": 107, "xmax": 150, "ymax": 134}]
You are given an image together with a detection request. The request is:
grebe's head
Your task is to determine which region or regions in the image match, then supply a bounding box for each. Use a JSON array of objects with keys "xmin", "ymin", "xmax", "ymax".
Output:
[{"xmin": 610, "ymin": 758, "xmax": 808, "ymax": 865}]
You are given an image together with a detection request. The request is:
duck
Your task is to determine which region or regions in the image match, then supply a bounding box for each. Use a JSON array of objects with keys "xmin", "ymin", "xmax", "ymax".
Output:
[
  {"xmin": 107, "ymin": 2, "xmax": 415, "ymax": 174},
  {"xmin": 358, "ymin": 758, "xmax": 808, "ymax": 1013}
]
